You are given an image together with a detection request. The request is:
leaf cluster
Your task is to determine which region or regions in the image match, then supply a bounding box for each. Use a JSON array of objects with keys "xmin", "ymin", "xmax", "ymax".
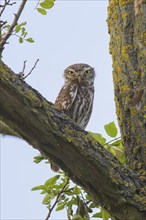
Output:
[
  {"xmin": 37, "ymin": 0, "xmax": 55, "ymax": 15},
  {"xmin": 1, "ymin": 22, "xmax": 34, "ymax": 44}
]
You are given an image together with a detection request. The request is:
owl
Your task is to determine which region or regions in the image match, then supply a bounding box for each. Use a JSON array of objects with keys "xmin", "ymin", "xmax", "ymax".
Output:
[{"xmin": 51, "ymin": 63, "xmax": 95, "ymax": 171}]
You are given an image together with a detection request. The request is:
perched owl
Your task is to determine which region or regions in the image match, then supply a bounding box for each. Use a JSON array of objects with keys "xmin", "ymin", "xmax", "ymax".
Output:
[{"xmin": 51, "ymin": 63, "xmax": 95, "ymax": 171}]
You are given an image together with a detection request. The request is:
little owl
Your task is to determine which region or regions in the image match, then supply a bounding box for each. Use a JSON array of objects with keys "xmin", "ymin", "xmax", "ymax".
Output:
[{"xmin": 51, "ymin": 63, "xmax": 95, "ymax": 171}]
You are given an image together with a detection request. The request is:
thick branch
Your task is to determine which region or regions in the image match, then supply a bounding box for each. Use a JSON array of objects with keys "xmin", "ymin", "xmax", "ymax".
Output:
[
  {"xmin": 0, "ymin": 0, "xmax": 27, "ymax": 52},
  {"xmin": 0, "ymin": 60, "xmax": 146, "ymax": 220}
]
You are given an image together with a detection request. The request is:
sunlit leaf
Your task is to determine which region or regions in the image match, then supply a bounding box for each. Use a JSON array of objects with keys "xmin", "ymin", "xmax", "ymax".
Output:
[{"xmin": 104, "ymin": 122, "xmax": 118, "ymax": 137}]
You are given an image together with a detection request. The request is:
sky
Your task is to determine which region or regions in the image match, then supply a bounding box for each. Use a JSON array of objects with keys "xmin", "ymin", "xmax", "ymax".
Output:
[{"xmin": 1, "ymin": 0, "xmax": 119, "ymax": 219}]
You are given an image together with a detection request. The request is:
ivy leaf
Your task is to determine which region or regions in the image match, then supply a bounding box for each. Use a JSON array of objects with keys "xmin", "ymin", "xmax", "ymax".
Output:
[
  {"xmin": 37, "ymin": 8, "xmax": 47, "ymax": 15},
  {"xmin": 104, "ymin": 122, "xmax": 118, "ymax": 137},
  {"xmin": 26, "ymin": 38, "xmax": 34, "ymax": 43}
]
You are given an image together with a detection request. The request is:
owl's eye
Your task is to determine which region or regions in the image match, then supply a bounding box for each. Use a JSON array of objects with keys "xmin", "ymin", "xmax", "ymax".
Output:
[
  {"xmin": 84, "ymin": 70, "xmax": 91, "ymax": 75},
  {"xmin": 68, "ymin": 71, "xmax": 74, "ymax": 76}
]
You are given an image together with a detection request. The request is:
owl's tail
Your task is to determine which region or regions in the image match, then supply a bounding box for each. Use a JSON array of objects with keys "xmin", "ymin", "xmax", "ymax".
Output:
[{"xmin": 50, "ymin": 162, "xmax": 60, "ymax": 172}]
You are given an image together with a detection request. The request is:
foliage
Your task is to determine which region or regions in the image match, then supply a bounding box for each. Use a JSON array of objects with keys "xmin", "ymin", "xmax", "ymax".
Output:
[
  {"xmin": 33, "ymin": 122, "xmax": 124, "ymax": 219},
  {"xmin": 37, "ymin": 0, "xmax": 55, "ymax": 15}
]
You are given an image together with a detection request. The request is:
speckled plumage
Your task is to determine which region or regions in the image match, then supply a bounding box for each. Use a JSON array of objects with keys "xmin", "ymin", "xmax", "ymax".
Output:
[{"xmin": 51, "ymin": 63, "xmax": 95, "ymax": 172}]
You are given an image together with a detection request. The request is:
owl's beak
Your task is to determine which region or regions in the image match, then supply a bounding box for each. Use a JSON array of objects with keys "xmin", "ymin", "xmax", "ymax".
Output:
[{"xmin": 77, "ymin": 76, "xmax": 81, "ymax": 83}]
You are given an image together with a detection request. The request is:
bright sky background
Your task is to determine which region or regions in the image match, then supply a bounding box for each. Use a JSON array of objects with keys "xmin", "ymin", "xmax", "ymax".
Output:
[{"xmin": 1, "ymin": 0, "xmax": 119, "ymax": 219}]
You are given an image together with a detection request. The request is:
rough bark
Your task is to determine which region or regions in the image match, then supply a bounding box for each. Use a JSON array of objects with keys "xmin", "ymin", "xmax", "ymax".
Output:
[
  {"xmin": 0, "ymin": 60, "xmax": 146, "ymax": 220},
  {"xmin": 107, "ymin": 0, "xmax": 146, "ymax": 173}
]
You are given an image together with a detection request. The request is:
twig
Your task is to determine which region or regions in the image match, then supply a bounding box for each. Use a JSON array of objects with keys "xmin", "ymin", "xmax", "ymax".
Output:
[
  {"xmin": 0, "ymin": 0, "xmax": 27, "ymax": 52},
  {"xmin": 104, "ymin": 136, "xmax": 121, "ymax": 146},
  {"xmin": 0, "ymin": 0, "xmax": 16, "ymax": 17},
  {"xmin": 45, "ymin": 178, "xmax": 70, "ymax": 220},
  {"xmin": 17, "ymin": 60, "xmax": 27, "ymax": 79},
  {"xmin": 23, "ymin": 59, "xmax": 39, "ymax": 80},
  {"xmin": 35, "ymin": 0, "xmax": 41, "ymax": 9}
]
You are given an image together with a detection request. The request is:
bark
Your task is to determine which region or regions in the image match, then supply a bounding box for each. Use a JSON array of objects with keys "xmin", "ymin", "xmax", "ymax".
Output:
[
  {"xmin": 0, "ymin": 60, "xmax": 146, "ymax": 220},
  {"xmin": 107, "ymin": 0, "xmax": 146, "ymax": 173}
]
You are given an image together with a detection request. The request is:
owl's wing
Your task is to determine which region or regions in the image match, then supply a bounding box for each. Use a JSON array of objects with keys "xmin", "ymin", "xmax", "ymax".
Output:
[{"xmin": 54, "ymin": 83, "xmax": 77, "ymax": 112}]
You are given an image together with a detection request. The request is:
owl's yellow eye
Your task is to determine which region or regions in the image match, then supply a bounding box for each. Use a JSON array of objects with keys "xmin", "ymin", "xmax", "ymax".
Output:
[
  {"xmin": 84, "ymin": 70, "xmax": 91, "ymax": 75},
  {"xmin": 68, "ymin": 71, "xmax": 74, "ymax": 76}
]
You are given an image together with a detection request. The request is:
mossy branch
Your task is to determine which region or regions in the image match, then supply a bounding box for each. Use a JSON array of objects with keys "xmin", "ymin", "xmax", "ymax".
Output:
[{"xmin": 0, "ymin": 60, "xmax": 146, "ymax": 220}]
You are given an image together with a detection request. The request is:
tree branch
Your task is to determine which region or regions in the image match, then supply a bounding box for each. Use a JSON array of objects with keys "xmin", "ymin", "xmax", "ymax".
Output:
[
  {"xmin": 0, "ymin": 60, "xmax": 146, "ymax": 220},
  {"xmin": 0, "ymin": 0, "xmax": 27, "ymax": 53},
  {"xmin": 0, "ymin": 0, "xmax": 16, "ymax": 17},
  {"xmin": 45, "ymin": 178, "xmax": 69, "ymax": 220}
]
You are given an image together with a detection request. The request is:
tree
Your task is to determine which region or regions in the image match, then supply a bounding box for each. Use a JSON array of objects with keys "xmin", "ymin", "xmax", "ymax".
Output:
[{"xmin": 0, "ymin": 1, "xmax": 146, "ymax": 220}]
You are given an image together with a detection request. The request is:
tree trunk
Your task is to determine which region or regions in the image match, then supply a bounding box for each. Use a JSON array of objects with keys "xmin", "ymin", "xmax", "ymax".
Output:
[
  {"xmin": 0, "ymin": 60, "xmax": 146, "ymax": 220},
  {"xmin": 107, "ymin": 0, "xmax": 146, "ymax": 173}
]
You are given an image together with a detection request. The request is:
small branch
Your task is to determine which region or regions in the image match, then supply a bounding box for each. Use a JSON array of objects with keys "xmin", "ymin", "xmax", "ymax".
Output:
[
  {"xmin": 45, "ymin": 178, "xmax": 69, "ymax": 220},
  {"xmin": 23, "ymin": 59, "xmax": 39, "ymax": 80},
  {"xmin": 0, "ymin": 0, "xmax": 27, "ymax": 52},
  {"xmin": 0, "ymin": 0, "xmax": 16, "ymax": 17},
  {"xmin": 104, "ymin": 136, "xmax": 121, "ymax": 146},
  {"xmin": 35, "ymin": 0, "xmax": 41, "ymax": 9}
]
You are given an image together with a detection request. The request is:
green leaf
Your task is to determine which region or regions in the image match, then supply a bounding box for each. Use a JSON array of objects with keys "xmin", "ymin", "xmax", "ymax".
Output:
[
  {"xmin": 33, "ymin": 155, "xmax": 45, "ymax": 164},
  {"xmin": 101, "ymin": 208, "xmax": 110, "ymax": 220},
  {"xmin": 19, "ymin": 37, "xmax": 23, "ymax": 43},
  {"xmin": 72, "ymin": 214, "xmax": 82, "ymax": 220},
  {"xmin": 31, "ymin": 185, "xmax": 47, "ymax": 191},
  {"xmin": 37, "ymin": 8, "xmax": 47, "ymax": 15},
  {"xmin": 56, "ymin": 203, "xmax": 65, "ymax": 211},
  {"xmin": 20, "ymin": 22, "xmax": 27, "ymax": 26},
  {"xmin": 3, "ymin": 24, "xmax": 10, "ymax": 29},
  {"xmin": 110, "ymin": 146, "xmax": 123, "ymax": 158},
  {"xmin": 21, "ymin": 27, "xmax": 25, "ymax": 36},
  {"xmin": 104, "ymin": 122, "xmax": 118, "ymax": 137},
  {"xmin": 26, "ymin": 38, "xmax": 34, "ymax": 43},
  {"xmin": 42, "ymin": 194, "xmax": 52, "ymax": 205},
  {"xmin": 40, "ymin": 0, "xmax": 54, "ymax": 9},
  {"xmin": 89, "ymin": 132, "xmax": 106, "ymax": 145},
  {"xmin": 45, "ymin": 175, "xmax": 60, "ymax": 186},
  {"xmin": 15, "ymin": 25, "xmax": 21, "ymax": 33},
  {"xmin": 92, "ymin": 212, "xmax": 102, "ymax": 218},
  {"xmin": 74, "ymin": 186, "xmax": 81, "ymax": 195}
]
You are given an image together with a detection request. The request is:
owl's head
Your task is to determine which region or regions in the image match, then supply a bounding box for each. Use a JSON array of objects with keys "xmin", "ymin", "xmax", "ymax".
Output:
[{"xmin": 64, "ymin": 63, "xmax": 95, "ymax": 85}]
